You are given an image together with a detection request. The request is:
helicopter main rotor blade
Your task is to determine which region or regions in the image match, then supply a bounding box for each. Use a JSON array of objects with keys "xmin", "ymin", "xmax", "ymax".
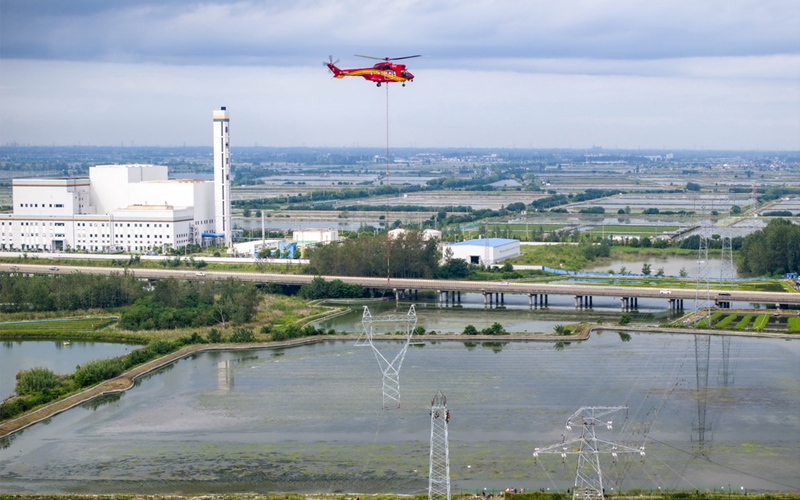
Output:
[
  {"xmin": 355, "ymin": 54, "xmax": 422, "ymax": 61},
  {"xmin": 387, "ymin": 55, "xmax": 421, "ymax": 61}
]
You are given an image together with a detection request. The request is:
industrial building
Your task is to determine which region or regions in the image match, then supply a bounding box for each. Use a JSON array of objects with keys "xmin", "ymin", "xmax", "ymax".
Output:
[
  {"xmin": 1, "ymin": 108, "xmax": 233, "ymax": 253},
  {"xmin": 444, "ymin": 238, "xmax": 520, "ymax": 266}
]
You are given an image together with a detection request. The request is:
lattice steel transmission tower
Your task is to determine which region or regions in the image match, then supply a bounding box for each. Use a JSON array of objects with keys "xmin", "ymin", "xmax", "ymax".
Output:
[
  {"xmin": 534, "ymin": 406, "xmax": 645, "ymax": 500},
  {"xmin": 694, "ymin": 225, "xmax": 712, "ymax": 325},
  {"xmin": 357, "ymin": 304, "xmax": 420, "ymax": 409},
  {"xmin": 428, "ymin": 391, "xmax": 451, "ymax": 500},
  {"xmin": 719, "ymin": 228, "xmax": 735, "ymax": 285},
  {"xmin": 692, "ymin": 335, "xmax": 712, "ymax": 446}
]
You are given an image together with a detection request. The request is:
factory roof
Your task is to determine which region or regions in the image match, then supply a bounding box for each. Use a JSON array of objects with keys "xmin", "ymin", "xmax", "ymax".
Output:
[{"xmin": 450, "ymin": 238, "xmax": 518, "ymax": 247}]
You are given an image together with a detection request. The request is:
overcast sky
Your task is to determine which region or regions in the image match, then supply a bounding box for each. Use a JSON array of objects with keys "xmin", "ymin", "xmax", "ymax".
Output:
[{"xmin": 1, "ymin": 0, "xmax": 798, "ymax": 150}]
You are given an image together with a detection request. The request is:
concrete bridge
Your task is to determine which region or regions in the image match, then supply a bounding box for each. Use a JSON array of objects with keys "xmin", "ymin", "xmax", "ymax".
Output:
[{"xmin": 7, "ymin": 263, "xmax": 800, "ymax": 310}]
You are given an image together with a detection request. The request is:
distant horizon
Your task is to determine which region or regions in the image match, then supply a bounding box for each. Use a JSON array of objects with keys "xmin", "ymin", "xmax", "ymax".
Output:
[{"xmin": 1, "ymin": 143, "xmax": 798, "ymax": 155}]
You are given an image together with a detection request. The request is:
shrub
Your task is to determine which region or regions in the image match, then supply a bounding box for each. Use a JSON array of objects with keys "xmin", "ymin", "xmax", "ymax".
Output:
[
  {"xmin": 230, "ymin": 328, "xmax": 255, "ymax": 343},
  {"xmin": 123, "ymin": 347, "xmax": 157, "ymax": 369},
  {"xmin": 619, "ymin": 314, "xmax": 631, "ymax": 325},
  {"xmin": 207, "ymin": 328, "xmax": 222, "ymax": 343},
  {"xmin": 15, "ymin": 367, "xmax": 61, "ymax": 396},
  {"xmin": 73, "ymin": 358, "xmax": 126, "ymax": 388},
  {"xmin": 463, "ymin": 325, "xmax": 478, "ymax": 335},
  {"xmin": 481, "ymin": 322, "xmax": 507, "ymax": 335},
  {"xmin": 259, "ymin": 324, "xmax": 272, "ymax": 335}
]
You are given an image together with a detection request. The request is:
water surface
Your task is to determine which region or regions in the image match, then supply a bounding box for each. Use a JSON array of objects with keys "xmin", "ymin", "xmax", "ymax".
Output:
[
  {"xmin": 0, "ymin": 340, "xmax": 141, "ymax": 400},
  {"xmin": 1, "ymin": 333, "xmax": 797, "ymax": 494}
]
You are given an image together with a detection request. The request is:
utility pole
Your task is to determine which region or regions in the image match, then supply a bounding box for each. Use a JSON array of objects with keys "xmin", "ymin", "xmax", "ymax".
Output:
[{"xmin": 534, "ymin": 406, "xmax": 645, "ymax": 500}]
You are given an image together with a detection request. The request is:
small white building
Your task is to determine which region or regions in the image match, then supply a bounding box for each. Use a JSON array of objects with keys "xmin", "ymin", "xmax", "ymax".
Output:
[
  {"xmin": 445, "ymin": 237, "xmax": 520, "ymax": 266},
  {"xmin": 388, "ymin": 228, "xmax": 442, "ymax": 240},
  {"xmin": 292, "ymin": 228, "xmax": 338, "ymax": 244}
]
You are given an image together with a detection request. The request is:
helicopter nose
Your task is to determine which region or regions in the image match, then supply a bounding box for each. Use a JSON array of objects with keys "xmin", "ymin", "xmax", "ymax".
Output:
[{"xmin": 406, "ymin": 72, "xmax": 414, "ymax": 81}]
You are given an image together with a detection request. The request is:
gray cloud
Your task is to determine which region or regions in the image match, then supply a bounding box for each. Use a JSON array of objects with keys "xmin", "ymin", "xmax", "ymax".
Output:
[{"xmin": 2, "ymin": 0, "xmax": 798, "ymax": 67}]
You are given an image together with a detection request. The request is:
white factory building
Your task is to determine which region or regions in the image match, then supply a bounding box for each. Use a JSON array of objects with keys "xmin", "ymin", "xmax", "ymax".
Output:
[
  {"xmin": 0, "ymin": 108, "xmax": 232, "ymax": 253},
  {"xmin": 444, "ymin": 237, "xmax": 520, "ymax": 266}
]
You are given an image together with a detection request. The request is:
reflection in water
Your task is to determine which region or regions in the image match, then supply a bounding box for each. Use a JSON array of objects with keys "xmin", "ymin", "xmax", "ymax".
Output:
[
  {"xmin": 83, "ymin": 392, "xmax": 122, "ymax": 411},
  {"xmin": 693, "ymin": 335, "xmax": 712, "ymax": 447},
  {"xmin": 217, "ymin": 360, "xmax": 234, "ymax": 390}
]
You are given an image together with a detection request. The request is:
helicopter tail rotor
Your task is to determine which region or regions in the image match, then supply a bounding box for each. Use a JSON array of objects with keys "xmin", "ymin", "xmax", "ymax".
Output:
[{"xmin": 324, "ymin": 55, "xmax": 341, "ymax": 74}]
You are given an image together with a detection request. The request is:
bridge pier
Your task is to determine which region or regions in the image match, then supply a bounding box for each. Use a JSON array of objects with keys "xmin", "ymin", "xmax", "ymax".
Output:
[
  {"xmin": 457, "ymin": 291, "xmax": 461, "ymax": 303},
  {"xmin": 622, "ymin": 297, "xmax": 639, "ymax": 310},
  {"xmin": 668, "ymin": 298, "xmax": 685, "ymax": 311}
]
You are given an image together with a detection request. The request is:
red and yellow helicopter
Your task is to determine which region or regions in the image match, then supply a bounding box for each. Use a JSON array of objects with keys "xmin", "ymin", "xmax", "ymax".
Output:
[{"xmin": 325, "ymin": 54, "xmax": 420, "ymax": 87}]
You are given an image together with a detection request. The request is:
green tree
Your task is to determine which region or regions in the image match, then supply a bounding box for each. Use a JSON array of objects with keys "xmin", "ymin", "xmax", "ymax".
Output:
[
  {"xmin": 15, "ymin": 367, "xmax": 61, "ymax": 395},
  {"xmin": 230, "ymin": 328, "xmax": 255, "ymax": 343},
  {"xmin": 463, "ymin": 325, "xmax": 479, "ymax": 335},
  {"xmin": 739, "ymin": 218, "xmax": 800, "ymax": 275},
  {"xmin": 642, "ymin": 263, "xmax": 652, "ymax": 275}
]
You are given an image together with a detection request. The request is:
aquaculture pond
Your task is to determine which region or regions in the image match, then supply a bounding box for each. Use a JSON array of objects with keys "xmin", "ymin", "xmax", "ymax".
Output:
[
  {"xmin": 0, "ymin": 340, "xmax": 142, "ymax": 400},
  {"xmin": 0, "ymin": 333, "xmax": 797, "ymax": 494}
]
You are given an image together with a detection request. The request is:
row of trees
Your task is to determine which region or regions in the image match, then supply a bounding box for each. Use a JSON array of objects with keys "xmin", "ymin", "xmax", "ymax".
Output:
[
  {"xmin": 308, "ymin": 231, "xmax": 440, "ymax": 278},
  {"xmin": 738, "ymin": 218, "xmax": 800, "ymax": 275},
  {"xmin": 120, "ymin": 277, "xmax": 259, "ymax": 330},
  {"xmin": 0, "ymin": 272, "xmax": 146, "ymax": 313}
]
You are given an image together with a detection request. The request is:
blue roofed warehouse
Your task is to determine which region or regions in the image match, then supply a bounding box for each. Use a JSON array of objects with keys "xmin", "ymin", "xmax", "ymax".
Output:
[{"xmin": 444, "ymin": 238, "xmax": 520, "ymax": 266}]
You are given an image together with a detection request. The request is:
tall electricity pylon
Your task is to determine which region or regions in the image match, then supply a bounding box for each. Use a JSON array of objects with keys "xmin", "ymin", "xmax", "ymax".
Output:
[
  {"xmin": 357, "ymin": 304, "xmax": 419, "ymax": 409},
  {"xmin": 534, "ymin": 406, "xmax": 645, "ymax": 500},
  {"xmin": 692, "ymin": 335, "xmax": 712, "ymax": 446},
  {"xmin": 719, "ymin": 229, "xmax": 735, "ymax": 285},
  {"xmin": 428, "ymin": 390, "xmax": 451, "ymax": 500},
  {"xmin": 695, "ymin": 226, "xmax": 712, "ymax": 324}
]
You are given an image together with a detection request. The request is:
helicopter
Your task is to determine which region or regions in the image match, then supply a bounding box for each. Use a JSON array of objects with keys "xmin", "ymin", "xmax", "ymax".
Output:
[{"xmin": 325, "ymin": 54, "xmax": 420, "ymax": 87}]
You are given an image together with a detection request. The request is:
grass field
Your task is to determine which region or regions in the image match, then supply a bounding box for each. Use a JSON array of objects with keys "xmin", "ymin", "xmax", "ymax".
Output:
[{"xmin": 0, "ymin": 316, "xmax": 143, "ymax": 341}]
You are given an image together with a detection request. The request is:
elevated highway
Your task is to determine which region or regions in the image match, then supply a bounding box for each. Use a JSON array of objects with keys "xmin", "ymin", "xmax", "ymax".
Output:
[{"xmin": 5, "ymin": 263, "xmax": 799, "ymax": 309}]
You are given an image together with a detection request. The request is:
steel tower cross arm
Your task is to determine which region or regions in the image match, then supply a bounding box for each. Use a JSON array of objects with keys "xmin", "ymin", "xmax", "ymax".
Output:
[
  {"xmin": 358, "ymin": 305, "xmax": 419, "ymax": 409},
  {"xmin": 534, "ymin": 406, "xmax": 645, "ymax": 500}
]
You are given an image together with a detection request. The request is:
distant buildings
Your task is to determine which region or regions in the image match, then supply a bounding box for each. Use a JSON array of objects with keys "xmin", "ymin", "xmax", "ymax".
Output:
[{"xmin": 1, "ymin": 108, "xmax": 233, "ymax": 252}]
